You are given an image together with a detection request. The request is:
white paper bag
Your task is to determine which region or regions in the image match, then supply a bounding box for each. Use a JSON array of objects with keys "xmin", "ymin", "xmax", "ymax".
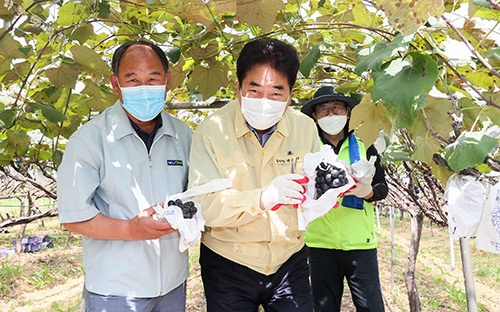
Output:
[
  {"xmin": 445, "ymin": 174, "xmax": 488, "ymax": 240},
  {"xmin": 476, "ymin": 182, "xmax": 500, "ymax": 254},
  {"xmin": 299, "ymin": 145, "xmax": 355, "ymax": 229},
  {"xmin": 155, "ymin": 178, "xmax": 232, "ymax": 252}
]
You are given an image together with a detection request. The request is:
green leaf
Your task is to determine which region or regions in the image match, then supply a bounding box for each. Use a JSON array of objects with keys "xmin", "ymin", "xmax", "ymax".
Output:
[
  {"xmin": 81, "ymin": 81, "xmax": 117, "ymax": 111},
  {"xmin": 412, "ymin": 135, "xmax": 441, "ymax": 163},
  {"xmin": 235, "ymin": 0, "xmax": 285, "ymax": 32},
  {"xmin": 444, "ymin": 130, "xmax": 499, "ymax": 172},
  {"xmin": 5, "ymin": 130, "xmax": 30, "ymax": 157},
  {"xmin": 166, "ymin": 46, "xmax": 181, "ymax": 64},
  {"xmin": 471, "ymin": 0, "xmax": 493, "ymax": 9},
  {"xmin": 380, "ymin": 0, "xmax": 444, "ymax": 35},
  {"xmin": 466, "ymin": 70, "xmax": 500, "ymax": 92},
  {"xmin": 68, "ymin": 23, "xmax": 95, "ymax": 45},
  {"xmin": 349, "ymin": 94, "xmax": 392, "ymax": 147},
  {"xmin": 97, "ymin": 0, "xmax": 111, "ymax": 18},
  {"xmin": 57, "ymin": 2, "xmax": 85, "ymax": 26},
  {"xmin": 355, "ymin": 34, "xmax": 413, "ymax": 74},
  {"xmin": 429, "ymin": 160, "xmax": 453, "ymax": 187},
  {"xmin": 28, "ymin": 102, "xmax": 67, "ymax": 123},
  {"xmin": 70, "ymin": 45, "xmax": 110, "ymax": 76},
  {"xmin": 458, "ymin": 97, "xmax": 500, "ymax": 129},
  {"xmin": 371, "ymin": 52, "xmax": 438, "ymax": 119},
  {"xmin": 0, "ymin": 33, "xmax": 25, "ymax": 59},
  {"xmin": 300, "ymin": 42, "xmax": 331, "ymax": 78},
  {"xmin": 46, "ymin": 63, "xmax": 81, "ymax": 88},
  {"xmin": 484, "ymin": 47, "xmax": 500, "ymax": 58},
  {"xmin": 469, "ymin": 1, "xmax": 500, "ymax": 20},
  {"xmin": 52, "ymin": 149, "xmax": 64, "ymax": 169},
  {"xmin": 186, "ymin": 60, "xmax": 228, "ymax": 100},
  {"xmin": 384, "ymin": 144, "xmax": 411, "ymax": 162},
  {"xmin": 411, "ymin": 96, "xmax": 454, "ymax": 141},
  {"xmin": 0, "ymin": 109, "xmax": 15, "ymax": 129}
]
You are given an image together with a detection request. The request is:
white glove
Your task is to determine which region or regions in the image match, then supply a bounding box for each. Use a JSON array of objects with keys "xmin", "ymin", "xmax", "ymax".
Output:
[
  {"xmin": 345, "ymin": 157, "xmax": 376, "ymax": 198},
  {"xmin": 261, "ymin": 174, "xmax": 307, "ymax": 211},
  {"xmin": 350, "ymin": 157, "xmax": 376, "ymax": 184},
  {"xmin": 345, "ymin": 181, "xmax": 373, "ymax": 198}
]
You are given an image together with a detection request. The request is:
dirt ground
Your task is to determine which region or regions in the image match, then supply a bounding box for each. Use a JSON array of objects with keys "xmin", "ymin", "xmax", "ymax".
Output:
[{"xmin": 1, "ymin": 216, "xmax": 499, "ymax": 312}]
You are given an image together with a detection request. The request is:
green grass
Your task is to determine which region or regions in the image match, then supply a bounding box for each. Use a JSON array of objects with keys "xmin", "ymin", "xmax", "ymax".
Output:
[
  {"xmin": 0, "ymin": 262, "xmax": 23, "ymax": 296},
  {"xmin": 23, "ymin": 267, "xmax": 54, "ymax": 290}
]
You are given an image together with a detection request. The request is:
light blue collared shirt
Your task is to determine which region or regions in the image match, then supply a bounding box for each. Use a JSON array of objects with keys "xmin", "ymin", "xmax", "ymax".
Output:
[{"xmin": 248, "ymin": 124, "xmax": 276, "ymax": 146}]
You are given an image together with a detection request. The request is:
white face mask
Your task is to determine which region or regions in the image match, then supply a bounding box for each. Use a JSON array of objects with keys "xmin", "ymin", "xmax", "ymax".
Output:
[
  {"xmin": 317, "ymin": 115, "xmax": 347, "ymax": 135},
  {"xmin": 240, "ymin": 96, "xmax": 288, "ymax": 130}
]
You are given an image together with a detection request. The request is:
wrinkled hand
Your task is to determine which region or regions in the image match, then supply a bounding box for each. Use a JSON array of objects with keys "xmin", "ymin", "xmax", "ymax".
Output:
[
  {"xmin": 127, "ymin": 204, "xmax": 178, "ymax": 240},
  {"xmin": 261, "ymin": 174, "xmax": 308, "ymax": 211}
]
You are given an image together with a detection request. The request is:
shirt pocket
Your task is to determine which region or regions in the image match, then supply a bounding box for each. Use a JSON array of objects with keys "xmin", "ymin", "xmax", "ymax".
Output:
[
  {"xmin": 273, "ymin": 150, "xmax": 308, "ymax": 174},
  {"xmin": 210, "ymin": 217, "xmax": 270, "ymax": 243},
  {"xmin": 217, "ymin": 152, "xmax": 258, "ymax": 190}
]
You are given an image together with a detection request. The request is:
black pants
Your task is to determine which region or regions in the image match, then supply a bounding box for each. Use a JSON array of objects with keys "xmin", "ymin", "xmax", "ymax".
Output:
[
  {"xmin": 200, "ymin": 243, "xmax": 313, "ymax": 312},
  {"xmin": 308, "ymin": 247, "xmax": 385, "ymax": 312}
]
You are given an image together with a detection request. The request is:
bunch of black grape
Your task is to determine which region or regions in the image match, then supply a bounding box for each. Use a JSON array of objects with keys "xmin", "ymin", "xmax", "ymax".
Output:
[
  {"xmin": 314, "ymin": 161, "xmax": 349, "ymax": 199},
  {"xmin": 168, "ymin": 199, "xmax": 198, "ymax": 219}
]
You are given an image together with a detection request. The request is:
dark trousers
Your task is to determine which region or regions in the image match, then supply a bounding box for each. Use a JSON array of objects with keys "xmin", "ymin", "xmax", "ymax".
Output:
[
  {"xmin": 308, "ymin": 247, "xmax": 385, "ymax": 312},
  {"xmin": 200, "ymin": 243, "xmax": 313, "ymax": 312}
]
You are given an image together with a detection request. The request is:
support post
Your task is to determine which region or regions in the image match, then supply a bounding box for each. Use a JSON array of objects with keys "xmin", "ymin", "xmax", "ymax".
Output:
[{"xmin": 459, "ymin": 237, "xmax": 478, "ymax": 312}]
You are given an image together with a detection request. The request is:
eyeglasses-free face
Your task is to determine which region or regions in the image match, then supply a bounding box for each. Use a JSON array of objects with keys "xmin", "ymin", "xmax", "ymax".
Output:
[{"xmin": 314, "ymin": 101, "xmax": 348, "ymax": 118}]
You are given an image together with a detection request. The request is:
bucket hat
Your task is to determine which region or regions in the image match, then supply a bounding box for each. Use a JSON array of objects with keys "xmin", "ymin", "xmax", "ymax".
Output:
[{"xmin": 301, "ymin": 86, "xmax": 359, "ymax": 118}]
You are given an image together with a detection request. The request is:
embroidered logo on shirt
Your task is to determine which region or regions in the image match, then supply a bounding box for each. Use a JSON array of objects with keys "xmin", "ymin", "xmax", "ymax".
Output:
[
  {"xmin": 167, "ymin": 160, "xmax": 183, "ymax": 166},
  {"xmin": 275, "ymin": 157, "xmax": 299, "ymax": 164}
]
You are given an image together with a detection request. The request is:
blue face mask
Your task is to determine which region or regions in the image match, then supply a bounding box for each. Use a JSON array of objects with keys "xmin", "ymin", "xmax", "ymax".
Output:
[{"xmin": 119, "ymin": 84, "xmax": 166, "ymax": 121}]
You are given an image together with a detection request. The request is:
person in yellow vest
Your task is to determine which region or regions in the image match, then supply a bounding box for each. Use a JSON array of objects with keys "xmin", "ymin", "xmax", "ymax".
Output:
[
  {"xmin": 189, "ymin": 38, "xmax": 320, "ymax": 311},
  {"xmin": 301, "ymin": 86, "xmax": 389, "ymax": 312}
]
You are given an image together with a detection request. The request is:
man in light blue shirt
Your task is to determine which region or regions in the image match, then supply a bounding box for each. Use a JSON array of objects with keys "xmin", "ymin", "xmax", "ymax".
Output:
[{"xmin": 57, "ymin": 41, "xmax": 192, "ymax": 312}]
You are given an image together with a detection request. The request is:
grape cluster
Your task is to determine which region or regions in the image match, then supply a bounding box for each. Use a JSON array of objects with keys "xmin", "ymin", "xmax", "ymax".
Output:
[
  {"xmin": 314, "ymin": 162, "xmax": 349, "ymax": 198},
  {"xmin": 168, "ymin": 199, "xmax": 198, "ymax": 219}
]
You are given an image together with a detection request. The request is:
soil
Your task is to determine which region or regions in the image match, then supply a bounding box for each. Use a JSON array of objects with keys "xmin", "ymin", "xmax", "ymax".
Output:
[{"xmin": 1, "ymin": 215, "xmax": 499, "ymax": 312}]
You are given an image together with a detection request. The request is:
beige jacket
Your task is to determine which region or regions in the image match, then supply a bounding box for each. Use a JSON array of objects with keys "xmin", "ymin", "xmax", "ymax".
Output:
[{"xmin": 189, "ymin": 100, "xmax": 320, "ymax": 275}]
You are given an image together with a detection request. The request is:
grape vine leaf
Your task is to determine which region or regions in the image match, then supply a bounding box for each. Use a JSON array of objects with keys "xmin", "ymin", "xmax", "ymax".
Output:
[
  {"xmin": 379, "ymin": 0, "xmax": 444, "ymax": 35},
  {"xmin": 0, "ymin": 33, "xmax": 25, "ymax": 59},
  {"xmin": 5, "ymin": 130, "xmax": 30, "ymax": 157},
  {"xmin": 46, "ymin": 64, "xmax": 81, "ymax": 88},
  {"xmin": 355, "ymin": 34, "xmax": 413, "ymax": 74},
  {"xmin": 0, "ymin": 109, "xmax": 15, "ymax": 129},
  {"xmin": 182, "ymin": 0, "xmax": 236, "ymax": 29},
  {"xmin": 349, "ymin": 94, "xmax": 392, "ymax": 147},
  {"xmin": 169, "ymin": 58, "xmax": 187, "ymax": 91},
  {"xmin": 71, "ymin": 46, "xmax": 110, "ymax": 76},
  {"xmin": 412, "ymin": 135, "xmax": 441, "ymax": 163},
  {"xmin": 466, "ymin": 70, "xmax": 499, "ymax": 92},
  {"xmin": 445, "ymin": 129, "xmax": 499, "ymax": 172},
  {"xmin": 371, "ymin": 52, "xmax": 438, "ymax": 121},
  {"xmin": 186, "ymin": 60, "xmax": 228, "ymax": 99},
  {"xmin": 28, "ymin": 102, "xmax": 68, "ymax": 124},
  {"xmin": 411, "ymin": 96, "xmax": 454, "ymax": 141},
  {"xmin": 300, "ymin": 42, "xmax": 331, "ymax": 78},
  {"xmin": 429, "ymin": 159, "xmax": 453, "ymax": 187},
  {"xmin": 235, "ymin": 0, "xmax": 285, "ymax": 32}
]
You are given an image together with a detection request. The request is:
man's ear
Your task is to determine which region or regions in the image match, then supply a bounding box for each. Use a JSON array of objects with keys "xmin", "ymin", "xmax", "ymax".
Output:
[
  {"xmin": 165, "ymin": 71, "xmax": 172, "ymax": 91},
  {"xmin": 110, "ymin": 74, "xmax": 120, "ymax": 95}
]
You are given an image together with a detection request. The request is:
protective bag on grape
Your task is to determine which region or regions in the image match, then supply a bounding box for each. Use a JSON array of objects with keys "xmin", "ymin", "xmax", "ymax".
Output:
[
  {"xmin": 155, "ymin": 178, "xmax": 232, "ymax": 252},
  {"xmin": 299, "ymin": 145, "xmax": 355, "ymax": 229}
]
